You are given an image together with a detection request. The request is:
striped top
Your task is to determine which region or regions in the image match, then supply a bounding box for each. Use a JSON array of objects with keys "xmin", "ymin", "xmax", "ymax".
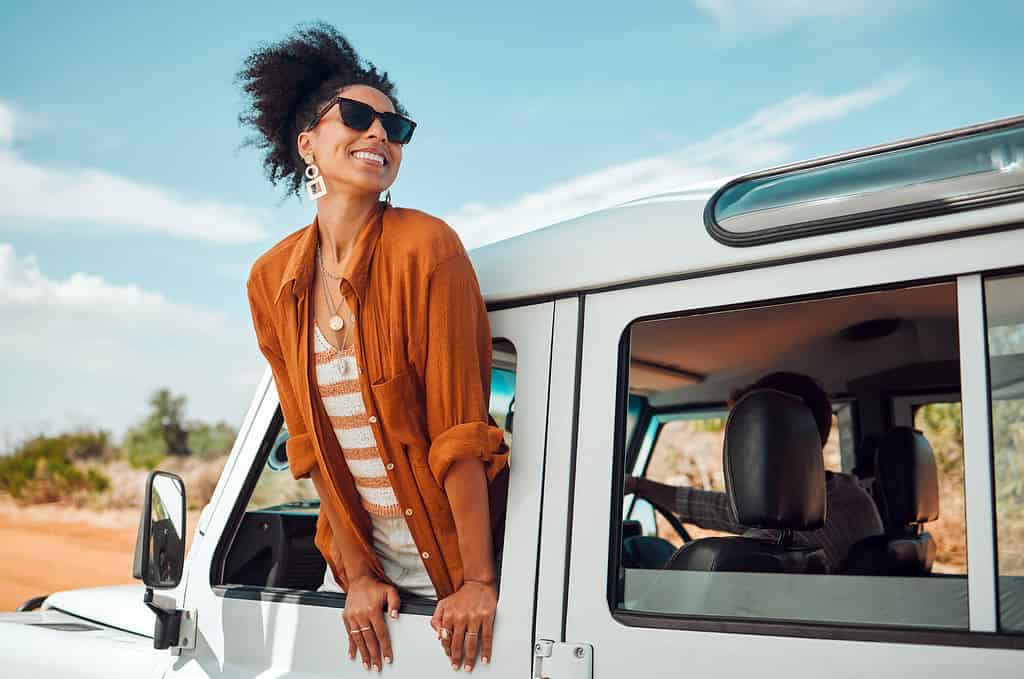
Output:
[{"xmin": 313, "ymin": 321, "xmax": 434, "ymax": 596}]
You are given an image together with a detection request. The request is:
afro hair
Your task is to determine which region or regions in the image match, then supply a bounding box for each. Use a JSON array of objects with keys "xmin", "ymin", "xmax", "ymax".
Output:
[{"xmin": 234, "ymin": 20, "xmax": 408, "ymax": 203}]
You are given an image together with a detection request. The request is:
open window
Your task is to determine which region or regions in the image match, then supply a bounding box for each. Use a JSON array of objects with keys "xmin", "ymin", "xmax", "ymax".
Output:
[{"xmin": 215, "ymin": 339, "xmax": 517, "ymax": 600}]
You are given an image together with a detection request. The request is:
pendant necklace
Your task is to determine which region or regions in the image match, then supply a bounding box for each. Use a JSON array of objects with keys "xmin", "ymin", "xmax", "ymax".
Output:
[{"xmin": 317, "ymin": 240, "xmax": 349, "ymax": 333}]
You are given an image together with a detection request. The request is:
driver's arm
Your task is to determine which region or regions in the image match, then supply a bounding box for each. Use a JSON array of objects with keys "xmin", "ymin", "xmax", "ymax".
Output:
[{"xmin": 634, "ymin": 477, "xmax": 746, "ymax": 534}]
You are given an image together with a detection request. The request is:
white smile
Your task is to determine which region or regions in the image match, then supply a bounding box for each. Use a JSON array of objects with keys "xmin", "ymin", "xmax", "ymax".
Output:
[{"xmin": 352, "ymin": 151, "xmax": 386, "ymax": 167}]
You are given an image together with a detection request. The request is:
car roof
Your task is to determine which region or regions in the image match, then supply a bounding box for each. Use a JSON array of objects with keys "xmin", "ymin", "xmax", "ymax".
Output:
[
  {"xmin": 468, "ymin": 189, "xmax": 1022, "ymax": 305},
  {"xmin": 469, "ymin": 115, "xmax": 1024, "ymax": 305}
]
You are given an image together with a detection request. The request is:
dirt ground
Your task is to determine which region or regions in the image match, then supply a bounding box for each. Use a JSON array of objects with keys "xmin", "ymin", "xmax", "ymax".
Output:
[{"xmin": 0, "ymin": 498, "xmax": 196, "ymax": 612}]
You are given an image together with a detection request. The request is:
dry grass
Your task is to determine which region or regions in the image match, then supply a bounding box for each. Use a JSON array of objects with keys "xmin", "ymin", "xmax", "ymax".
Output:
[{"xmin": 29, "ymin": 455, "xmax": 231, "ymax": 512}]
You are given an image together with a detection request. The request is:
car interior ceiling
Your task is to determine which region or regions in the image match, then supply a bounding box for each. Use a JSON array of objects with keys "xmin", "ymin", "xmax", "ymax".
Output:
[{"xmin": 624, "ymin": 281, "xmax": 959, "ymax": 576}]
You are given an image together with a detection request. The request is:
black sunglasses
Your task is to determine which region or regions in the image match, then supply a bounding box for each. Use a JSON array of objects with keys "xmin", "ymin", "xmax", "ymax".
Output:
[{"xmin": 306, "ymin": 96, "xmax": 417, "ymax": 145}]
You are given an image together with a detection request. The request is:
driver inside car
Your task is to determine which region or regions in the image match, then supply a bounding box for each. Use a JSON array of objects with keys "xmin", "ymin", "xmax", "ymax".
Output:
[{"xmin": 625, "ymin": 372, "xmax": 884, "ymax": 574}]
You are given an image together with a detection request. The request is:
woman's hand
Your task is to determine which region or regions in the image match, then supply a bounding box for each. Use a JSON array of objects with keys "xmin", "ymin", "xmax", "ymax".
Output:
[
  {"xmin": 430, "ymin": 579, "xmax": 497, "ymax": 672},
  {"xmin": 343, "ymin": 574, "xmax": 401, "ymax": 672}
]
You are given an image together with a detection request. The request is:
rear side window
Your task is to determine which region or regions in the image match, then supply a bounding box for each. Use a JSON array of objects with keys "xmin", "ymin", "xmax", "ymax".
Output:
[{"xmin": 984, "ymin": 273, "xmax": 1024, "ymax": 633}]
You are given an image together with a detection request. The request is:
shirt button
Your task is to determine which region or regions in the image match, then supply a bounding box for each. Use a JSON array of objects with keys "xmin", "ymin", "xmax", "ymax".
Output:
[
  {"xmin": 405, "ymin": 508, "xmax": 413, "ymax": 516},
  {"xmin": 386, "ymin": 462, "xmax": 394, "ymax": 470},
  {"xmin": 368, "ymin": 415, "xmax": 378, "ymax": 423},
  {"xmin": 421, "ymin": 552, "xmax": 430, "ymax": 559}
]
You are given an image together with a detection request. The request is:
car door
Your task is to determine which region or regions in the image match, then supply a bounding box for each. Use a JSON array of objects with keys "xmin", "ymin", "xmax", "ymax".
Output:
[
  {"xmin": 166, "ymin": 302, "xmax": 554, "ymax": 678},
  {"xmin": 563, "ymin": 231, "xmax": 1024, "ymax": 678}
]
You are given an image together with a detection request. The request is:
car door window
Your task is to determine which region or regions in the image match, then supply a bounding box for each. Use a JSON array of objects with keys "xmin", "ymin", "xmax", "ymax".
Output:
[
  {"xmin": 616, "ymin": 280, "xmax": 971, "ymax": 630},
  {"xmin": 984, "ymin": 273, "xmax": 1024, "ymax": 633}
]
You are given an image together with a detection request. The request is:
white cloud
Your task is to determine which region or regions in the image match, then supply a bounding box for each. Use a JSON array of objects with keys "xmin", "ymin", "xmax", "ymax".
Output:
[
  {"xmin": 0, "ymin": 103, "xmax": 14, "ymax": 146},
  {"xmin": 447, "ymin": 75, "xmax": 910, "ymax": 249},
  {"xmin": 692, "ymin": 0, "xmax": 879, "ymax": 35},
  {"xmin": 0, "ymin": 100, "xmax": 271, "ymax": 244},
  {"xmin": 0, "ymin": 243, "xmax": 264, "ymax": 445},
  {"xmin": 0, "ymin": 243, "xmax": 222, "ymax": 327}
]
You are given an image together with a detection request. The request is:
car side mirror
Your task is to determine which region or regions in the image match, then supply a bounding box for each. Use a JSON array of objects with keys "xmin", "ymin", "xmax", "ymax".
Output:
[
  {"xmin": 133, "ymin": 470, "xmax": 195, "ymax": 651},
  {"xmin": 133, "ymin": 470, "xmax": 186, "ymax": 589},
  {"xmin": 267, "ymin": 431, "xmax": 290, "ymax": 472}
]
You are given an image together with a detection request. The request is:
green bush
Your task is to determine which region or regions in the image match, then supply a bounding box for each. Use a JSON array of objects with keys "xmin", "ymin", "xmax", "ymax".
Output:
[
  {"xmin": 120, "ymin": 424, "xmax": 167, "ymax": 470},
  {"xmin": 187, "ymin": 420, "xmax": 237, "ymax": 461},
  {"xmin": 0, "ymin": 432, "xmax": 110, "ymax": 503}
]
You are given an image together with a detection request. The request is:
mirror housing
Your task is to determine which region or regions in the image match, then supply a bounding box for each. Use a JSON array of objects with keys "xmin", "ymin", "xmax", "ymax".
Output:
[
  {"xmin": 267, "ymin": 430, "xmax": 290, "ymax": 472},
  {"xmin": 133, "ymin": 470, "xmax": 187, "ymax": 588},
  {"xmin": 133, "ymin": 470, "xmax": 196, "ymax": 651}
]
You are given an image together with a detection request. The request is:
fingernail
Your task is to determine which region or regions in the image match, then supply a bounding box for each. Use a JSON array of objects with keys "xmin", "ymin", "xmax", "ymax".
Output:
[
  {"xmin": 384, "ymin": 656, "xmax": 392, "ymax": 664},
  {"xmin": 372, "ymin": 664, "xmax": 379, "ymax": 672},
  {"xmin": 363, "ymin": 662, "xmax": 369, "ymax": 670},
  {"xmin": 452, "ymin": 663, "xmax": 459, "ymax": 670},
  {"xmin": 464, "ymin": 663, "xmax": 473, "ymax": 671},
  {"xmin": 390, "ymin": 610, "xmax": 398, "ymax": 618},
  {"xmin": 482, "ymin": 656, "xmax": 489, "ymax": 664}
]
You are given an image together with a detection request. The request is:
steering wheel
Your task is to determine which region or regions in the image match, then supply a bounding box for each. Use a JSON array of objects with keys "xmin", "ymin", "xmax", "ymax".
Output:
[
  {"xmin": 650, "ymin": 496, "xmax": 693, "ymax": 544},
  {"xmin": 632, "ymin": 493, "xmax": 692, "ymax": 544}
]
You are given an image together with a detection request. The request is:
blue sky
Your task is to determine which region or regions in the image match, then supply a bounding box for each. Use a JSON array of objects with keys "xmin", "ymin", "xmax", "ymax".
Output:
[{"xmin": 1, "ymin": 0, "xmax": 1022, "ymax": 446}]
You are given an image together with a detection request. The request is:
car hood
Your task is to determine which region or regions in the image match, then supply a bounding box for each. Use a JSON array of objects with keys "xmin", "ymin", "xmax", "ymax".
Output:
[{"xmin": 42, "ymin": 584, "xmax": 154, "ymax": 638}]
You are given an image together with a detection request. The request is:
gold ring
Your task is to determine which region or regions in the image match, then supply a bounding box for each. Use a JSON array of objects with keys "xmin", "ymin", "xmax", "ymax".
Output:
[
  {"xmin": 466, "ymin": 632, "xmax": 478, "ymax": 637},
  {"xmin": 440, "ymin": 628, "xmax": 450, "ymax": 639},
  {"xmin": 358, "ymin": 626, "xmax": 371, "ymax": 632}
]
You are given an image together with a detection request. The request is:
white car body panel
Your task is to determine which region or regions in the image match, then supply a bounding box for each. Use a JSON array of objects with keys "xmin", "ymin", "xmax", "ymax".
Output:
[{"xmin": 0, "ymin": 606, "xmax": 168, "ymax": 678}]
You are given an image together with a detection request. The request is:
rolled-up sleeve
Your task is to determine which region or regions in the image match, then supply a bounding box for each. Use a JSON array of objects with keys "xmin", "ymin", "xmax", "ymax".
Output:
[
  {"xmin": 246, "ymin": 272, "xmax": 318, "ymax": 480},
  {"xmin": 423, "ymin": 252, "xmax": 509, "ymax": 487}
]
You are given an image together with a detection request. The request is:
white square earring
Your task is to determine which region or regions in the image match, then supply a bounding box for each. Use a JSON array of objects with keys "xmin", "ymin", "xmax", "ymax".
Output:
[{"xmin": 305, "ymin": 158, "xmax": 327, "ymax": 201}]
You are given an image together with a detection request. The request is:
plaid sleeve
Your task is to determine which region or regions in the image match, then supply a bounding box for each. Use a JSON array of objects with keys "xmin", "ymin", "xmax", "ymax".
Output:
[{"xmin": 673, "ymin": 485, "xmax": 746, "ymax": 534}]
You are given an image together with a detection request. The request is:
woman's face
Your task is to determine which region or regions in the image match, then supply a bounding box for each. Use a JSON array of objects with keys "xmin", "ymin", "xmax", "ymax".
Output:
[{"xmin": 298, "ymin": 84, "xmax": 403, "ymax": 197}]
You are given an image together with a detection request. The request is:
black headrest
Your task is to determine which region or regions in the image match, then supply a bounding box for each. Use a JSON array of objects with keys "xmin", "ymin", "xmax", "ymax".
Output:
[
  {"xmin": 723, "ymin": 389, "xmax": 827, "ymax": 531},
  {"xmin": 874, "ymin": 427, "xmax": 939, "ymax": 529}
]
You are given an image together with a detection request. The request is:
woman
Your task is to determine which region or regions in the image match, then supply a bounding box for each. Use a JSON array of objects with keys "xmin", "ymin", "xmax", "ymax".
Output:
[{"xmin": 237, "ymin": 21, "xmax": 509, "ymax": 674}]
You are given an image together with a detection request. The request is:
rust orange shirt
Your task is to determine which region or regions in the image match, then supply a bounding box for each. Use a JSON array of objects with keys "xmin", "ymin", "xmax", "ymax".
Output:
[{"xmin": 245, "ymin": 199, "xmax": 509, "ymax": 599}]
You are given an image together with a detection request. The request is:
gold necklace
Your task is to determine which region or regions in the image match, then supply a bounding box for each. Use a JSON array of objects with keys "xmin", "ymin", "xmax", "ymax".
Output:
[{"xmin": 316, "ymin": 243, "xmax": 351, "ymax": 348}]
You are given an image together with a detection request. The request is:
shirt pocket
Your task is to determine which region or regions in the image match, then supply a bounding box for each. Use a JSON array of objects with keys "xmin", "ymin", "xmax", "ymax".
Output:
[{"xmin": 370, "ymin": 367, "xmax": 428, "ymax": 449}]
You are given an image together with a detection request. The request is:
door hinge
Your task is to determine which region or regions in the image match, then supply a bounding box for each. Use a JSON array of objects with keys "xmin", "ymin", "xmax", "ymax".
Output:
[
  {"xmin": 169, "ymin": 607, "xmax": 198, "ymax": 655},
  {"xmin": 533, "ymin": 639, "xmax": 593, "ymax": 679}
]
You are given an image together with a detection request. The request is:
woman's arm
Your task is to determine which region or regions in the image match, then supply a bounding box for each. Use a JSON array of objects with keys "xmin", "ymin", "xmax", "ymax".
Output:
[
  {"xmin": 432, "ymin": 456, "xmax": 497, "ymax": 672},
  {"xmin": 419, "ymin": 250, "xmax": 506, "ymax": 672},
  {"xmin": 444, "ymin": 457, "xmax": 497, "ymax": 584},
  {"xmin": 311, "ymin": 465, "xmax": 400, "ymax": 672},
  {"xmin": 245, "ymin": 272, "xmax": 318, "ymax": 479}
]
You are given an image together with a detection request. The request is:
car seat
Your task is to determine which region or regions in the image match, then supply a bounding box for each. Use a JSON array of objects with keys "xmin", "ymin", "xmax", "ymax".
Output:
[
  {"xmin": 664, "ymin": 388, "xmax": 828, "ymax": 574},
  {"xmin": 843, "ymin": 426, "xmax": 939, "ymax": 576}
]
